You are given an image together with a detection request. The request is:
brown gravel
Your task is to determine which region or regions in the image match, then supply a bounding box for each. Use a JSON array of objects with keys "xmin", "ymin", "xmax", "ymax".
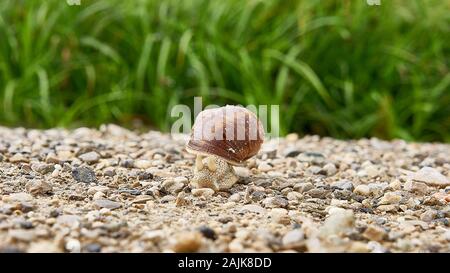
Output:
[{"xmin": 0, "ymin": 125, "xmax": 449, "ymax": 253}]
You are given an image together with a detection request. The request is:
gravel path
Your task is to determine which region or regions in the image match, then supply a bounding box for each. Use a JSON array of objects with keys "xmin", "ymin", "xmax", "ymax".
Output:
[{"xmin": 0, "ymin": 125, "xmax": 449, "ymax": 253}]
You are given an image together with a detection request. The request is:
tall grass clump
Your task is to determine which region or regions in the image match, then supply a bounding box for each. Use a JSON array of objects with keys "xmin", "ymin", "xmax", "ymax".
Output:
[{"xmin": 0, "ymin": 0, "xmax": 449, "ymax": 141}]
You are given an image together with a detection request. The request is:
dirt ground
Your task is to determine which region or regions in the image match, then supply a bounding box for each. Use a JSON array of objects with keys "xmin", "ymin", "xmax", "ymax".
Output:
[{"xmin": 0, "ymin": 125, "xmax": 449, "ymax": 253}]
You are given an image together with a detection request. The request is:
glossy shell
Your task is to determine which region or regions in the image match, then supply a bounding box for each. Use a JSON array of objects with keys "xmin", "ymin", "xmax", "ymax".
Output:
[{"xmin": 186, "ymin": 105, "xmax": 265, "ymax": 165}]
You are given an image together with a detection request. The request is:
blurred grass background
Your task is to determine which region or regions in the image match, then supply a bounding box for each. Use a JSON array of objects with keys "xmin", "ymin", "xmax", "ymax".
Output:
[{"xmin": 0, "ymin": 0, "xmax": 449, "ymax": 142}]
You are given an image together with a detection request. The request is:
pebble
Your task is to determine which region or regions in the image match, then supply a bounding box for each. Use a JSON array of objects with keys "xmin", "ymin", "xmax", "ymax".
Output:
[
  {"xmin": 26, "ymin": 180, "xmax": 52, "ymax": 195},
  {"xmin": 161, "ymin": 179, "xmax": 184, "ymax": 194},
  {"xmin": 103, "ymin": 167, "xmax": 116, "ymax": 177},
  {"xmin": 87, "ymin": 185, "xmax": 110, "ymax": 195},
  {"xmin": 134, "ymin": 160, "xmax": 152, "ymax": 169},
  {"xmin": 378, "ymin": 192, "xmax": 402, "ymax": 205},
  {"xmin": 233, "ymin": 167, "xmax": 251, "ymax": 178},
  {"xmin": 257, "ymin": 162, "xmax": 272, "ymax": 172},
  {"xmin": 404, "ymin": 181, "xmax": 429, "ymax": 194},
  {"xmin": 365, "ymin": 165, "xmax": 379, "ymax": 178},
  {"xmin": 262, "ymin": 196, "xmax": 289, "ymax": 208},
  {"xmin": 331, "ymin": 180, "xmax": 354, "ymax": 192},
  {"xmin": 72, "ymin": 166, "xmax": 97, "ymax": 183},
  {"xmin": 9, "ymin": 154, "xmax": 29, "ymax": 163},
  {"xmin": 319, "ymin": 208, "xmax": 354, "ymax": 237},
  {"xmin": 410, "ymin": 167, "xmax": 450, "ymax": 186},
  {"xmin": 354, "ymin": 185, "xmax": 370, "ymax": 196},
  {"xmin": 78, "ymin": 151, "xmax": 100, "ymax": 163},
  {"xmin": 65, "ymin": 239, "xmax": 81, "ymax": 253},
  {"xmin": 172, "ymin": 232, "xmax": 203, "ymax": 253},
  {"xmin": 282, "ymin": 229, "xmax": 304, "ymax": 247},
  {"xmin": 9, "ymin": 229, "xmax": 36, "ymax": 242},
  {"xmin": 287, "ymin": 191, "xmax": 302, "ymax": 201},
  {"xmin": 228, "ymin": 193, "xmax": 241, "ymax": 202},
  {"xmin": 5, "ymin": 192, "xmax": 34, "ymax": 203},
  {"xmin": 31, "ymin": 163, "xmax": 55, "ymax": 175},
  {"xmin": 191, "ymin": 188, "xmax": 215, "ymax": 198},
  {"xmin": 269, "ymin": 208, "xmax": 290, "ymax": 225},
  {"xmin": 84, "ymin": 243, "xmax": 102, "ymax": 253},
  {"xmin": 294, "ymin": 182, "xmax": 314, "ymax": 193},
  {"xmin": 322, "ymin": 163, "xmax": 337, "ymax": 176},
  {"xmin": 240, "ymin": 204, "xmax": 266, "ymax": 214},
  {"xmin": 420, "ymin": 210, "xmax": 437, "ymax": 222},
  {"xmin": 56, "ymin": 215, "xmax": 81, "ymax": 227},
  {"xmin": 363, "ymin": 225, "xmax": 386, "ymax": 242},
  {"xmin": 143, "ymin": 230, "xmax": 165, "ymax": 242},
  {"xmin": 197, "ymin": 226, "xmax": 217, "ymax": 240}
]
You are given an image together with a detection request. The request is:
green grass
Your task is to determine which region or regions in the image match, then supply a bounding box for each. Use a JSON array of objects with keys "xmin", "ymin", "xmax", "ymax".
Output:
[{"xmin": 0, "ymin": 0, "xmax": 449, "ymax": 142}]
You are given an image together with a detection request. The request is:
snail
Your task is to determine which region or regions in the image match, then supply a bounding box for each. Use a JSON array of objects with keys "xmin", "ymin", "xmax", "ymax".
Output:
[{"xmin": 186, "ymin": 105, "xmax": 265, "ymax": 191}]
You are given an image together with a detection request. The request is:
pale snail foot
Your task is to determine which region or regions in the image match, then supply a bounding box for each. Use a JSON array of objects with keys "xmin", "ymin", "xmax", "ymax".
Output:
[{"xmin": 190, "ymin": 155, "xmax": 239, "ymax": 191}]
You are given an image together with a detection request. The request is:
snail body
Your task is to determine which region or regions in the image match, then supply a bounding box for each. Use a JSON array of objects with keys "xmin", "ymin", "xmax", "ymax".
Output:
[{"xmin": 186, "ymin": 105, "xmax": 264, "ymax": 191}]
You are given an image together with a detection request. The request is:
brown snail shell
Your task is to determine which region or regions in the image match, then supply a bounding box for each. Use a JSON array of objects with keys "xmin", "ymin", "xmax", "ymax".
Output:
[{"xmin": 186, "ymin": 105, "xmax": 265, "ymax": 165}]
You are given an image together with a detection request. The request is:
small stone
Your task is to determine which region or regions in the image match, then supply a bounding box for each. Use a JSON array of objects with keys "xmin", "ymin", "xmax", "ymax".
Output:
[
  {"xmin": 354, "ymin": 185, "xmax": 370, "ymax": 196},
  {"xmin": 420, "ymin": 210, "xmax": 437, "ymax": 222},
  {"xmin": 240, "ymin": 204, "xmax": 266, "ymax": 214},
  {"xmin": 331, "ymin": 180, "xmax": 354, "ymax": 192},
  {"xmin": 404, "ymin": 181, "xmax": 429, "ymax": 194},
  {"xmin": 45, "ymin": 154, "xmax": 61, "ymax": 164},
  {"xmin": 319, "ymin": 208, "xmax": 354, "ymax": 237},
  {"xmin": 389, "ymin": 180, "xmax": 402, "ymax": 190},
  {"xmin": 87, "ymin": 185, "xmax": 110, "ymax": 195},
  {"xmin": 287, "ymin": 191, "xmax": 302, "ymax": 201},
  {"xmin": 28, "ymin": 241, "xmax": 59, "ymax": 253},
  {"xmin": 9, "ymin": 154, "xmax": 29, "ymax": 163},
  {"xmin": 269, "ymin": 208, "xmax": 290, "ymax": 225},
  {"xmin": 120, "ymin": 159, "xmax": 135, "ymax": 168},
  {"xmin": 306, "ymin": 166, "xmax": 322, "ymax": 175},
  {"xmin": 84, "ymin": 243, "xmax": 102, "ymax": 253},
  {"xmin": 93, "ymin": 191, "xmax": 105, "ymax": 200},
  {"xmin": 143, "ymin": 230, "xmax": 165, "ymax": 242},
  {"xmin": 172, "ymin": 232, "xmax": 203, "ymax": 253},
  {"xmin": 363, "ymin": 225, "xmax": 386, "ymax": 242},
  {"xmin": 409, "ymin": 167, "xmax": 450, "ymax": 186},
  {"xmin": 175, "ymin": 192, "xmax": 190, "ymax": 207},
  {"xmin": 282, "ymin": 230, "xmax": 304, "ymax": 247},
  {"xmin": 78, "ymin": 151, "xmax": 100, "ymax": 163},
  {"xmin": 283, "ymin": 147, "xmax": 301, "ymax": 158},
  {"xmin": 72, "ymin": 166, "xmax": 97, "ymax": 184},
  {"xmin": 56, "ymin": 215, "xmax": 81, "ymax": 227},
  {"xmin": 9, "ymin": 229, "xmax": 36, "ymax": 242},
  {"xmin": 379, "ymin": 192, "xmax": 402, "ymax": 205},
  {"xmin": 258, "ymin": 162, "xmax": 271, "ymax": 172},
  {"xmin": 191, "ymin": 188, "xmax": 215, "ymax": 198},
  {"xmin": 233, "ymin": 167, "xmax": 250, "ymax": 178},
  {"xmin": 294, "ymin": 182, "xmax": 314, "ymax": 193},
  {"xmin": 297, "ymin": 152, "xmax": 325, "ymax": 164},
  {"xmin": 26, "ymin": 180, "xmax": 52, "ymax": 195},
  {"xmin": 322, "ymin": 163, "xmax": 337, "ymax": 176},
  {"xmin": 161, "ymin": 179, "xmax": 184, "ymax": 194},
  {"xmin": 365, "ymin": 165, "xmax": 379, "ymax": 178},
  {"xmin": 65, "ymin": 239, "xmax": 81, "ymax": 253},
  {"xmin": 306, "ymin": 188, "xmax": 330, "ymax": 199},
  {"xmin": 376, "ymin": 205, "xmax": 397, "ymax": 212},
  {"xmin": 49, "ymin": 209, "xmax": 61, "ymax": 218},
  {"xmin": 6, "ymin": 192, "xmax": 34, "ymax": 203},
  {"xmin": 262, "ymin": 196, "xmax": 289, "ymax": 208},
  {"xmin": 197, "ymin": 226, "xmax": 217, "ymax": 240},
  {"xmin": 134, "ymin": 160, "xmax": 152, "ymax": 169},
  {"xmin": 94, "ymin": 199, "xmax": 121, "ymax": 210},
  {"xmin": 228, "ymin": 193, "xmax": 241, "ymax": 202},
  {"xmin": 131, "ymin": 195, "xmax": 153, "ymax": 204},
  {"xmin": 103, "ymin": 167, "xmax": 116, "ymax": 177},
  {"xmin": 31, "ymin": 163, "xmax": 55, "ymax": 175},
  {"xmin": 174, "ymin": 176, "xmax": 189, "ymax": 184}
]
